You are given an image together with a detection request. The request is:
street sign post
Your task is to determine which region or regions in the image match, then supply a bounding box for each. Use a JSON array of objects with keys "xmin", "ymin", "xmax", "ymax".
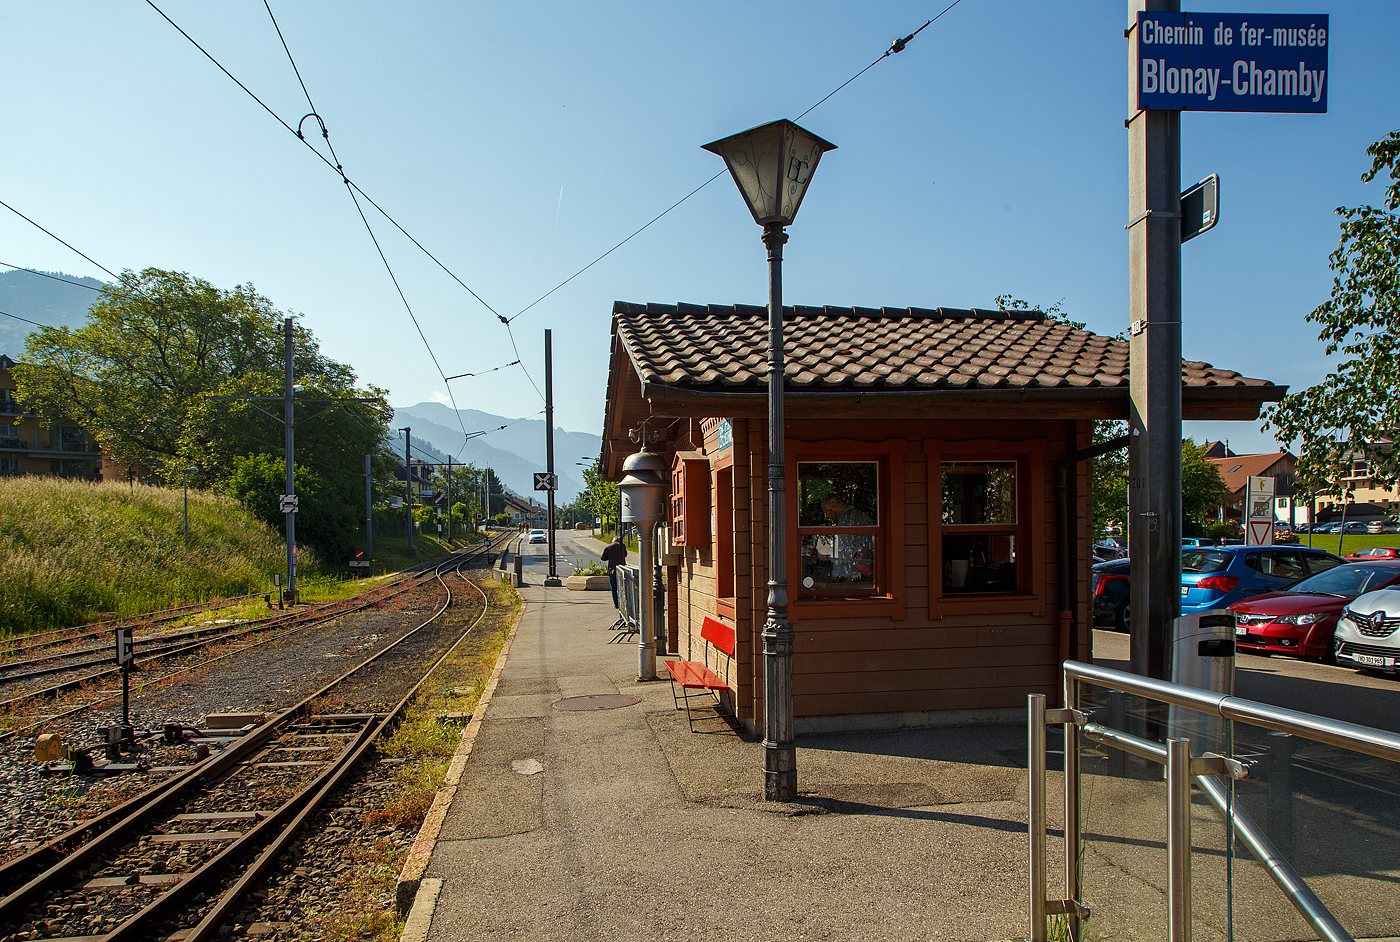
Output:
[
  {"xmin": 1125, "ymin": 4, "xmax": 1327, "ymax": 685},
  {"xmin": 1245, "ymin": 476, "xmax": 1275, "ymax": 546},
  {"xmin": 533, "ymin": 472, "xmax": 558, "ymax": 492}
]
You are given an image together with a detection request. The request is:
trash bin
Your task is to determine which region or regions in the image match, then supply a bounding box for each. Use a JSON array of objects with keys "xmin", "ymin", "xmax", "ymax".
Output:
[{"xmin": 1168, "ymin": 609, "xmax": 1236, "ymax": 755}]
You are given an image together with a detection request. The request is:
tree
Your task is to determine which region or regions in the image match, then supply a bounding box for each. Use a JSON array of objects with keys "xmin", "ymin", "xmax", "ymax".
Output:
[
  {"xmin": 1266, "ymin": 131, "xmax": 1400, "ymax": 489},
  {"xmin": 578, "ymin": 461, "xmax": 620, "ymax": 531},
  {"xmin": 1181, "ymin": 438, "xmax": 1228, "ymax": 534},
  {"xmin": 15, "ymin": 268, "xmax": 393, "ymax": 559},
  {"xmin": 995, "ymin": 295, "xmax": 1131, "ymax": 535}
]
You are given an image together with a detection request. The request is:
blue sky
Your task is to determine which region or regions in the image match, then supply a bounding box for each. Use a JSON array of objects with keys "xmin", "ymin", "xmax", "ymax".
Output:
[{"xmin": 1, "ymin": 1, "xmax": 1395, "ymax": 454}]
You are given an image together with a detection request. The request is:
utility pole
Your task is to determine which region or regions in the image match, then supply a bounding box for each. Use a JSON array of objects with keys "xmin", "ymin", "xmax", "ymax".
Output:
[
  {"xmin": 283, "ymin": 317, "xmax": 298, "ymax": 604},
  {"xmin": 364, "ymin": 453, "xmax": 373, "ymax": 568},
  {"xmin": 400, "ymin": 427, "xmax": 414, "ymax": 554},
  {"xmin": 543, "ymin": 329, "xmax": 562, "ymax": 586},
  {"xmin": 446, "ymin": 455, "xmax": 453, "ymax": 543},
  {"xmin": 1127, "ymin": 0, "xmax": 1182, "ymax": 681}
]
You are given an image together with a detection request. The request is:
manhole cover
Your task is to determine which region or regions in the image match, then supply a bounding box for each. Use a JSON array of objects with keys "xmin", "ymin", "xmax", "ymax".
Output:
[{"xmin": 552, "ymin": 694, "xmax": 641, "ymax": 712}]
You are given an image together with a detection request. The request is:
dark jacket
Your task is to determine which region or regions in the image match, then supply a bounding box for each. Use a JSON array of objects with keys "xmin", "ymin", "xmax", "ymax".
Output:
[{"xmin": 601, "ymin": 540, "xmax": 627, "ymax": 571}]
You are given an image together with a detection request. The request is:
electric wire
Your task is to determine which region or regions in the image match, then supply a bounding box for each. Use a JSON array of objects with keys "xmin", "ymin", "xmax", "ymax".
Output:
[
  {"xmin": 0, "ymin": 264, "xmax": 105, "ymax": 292},
  {"xmin": 143, "ymin": 0, "xmax": 955, "ymax": 395},
  {"xmin": 503, "ymin": 3, "xmax": 960, "ymax": 326},
  {"xmin": 258, "ymin": 1, "xmax": 487, "ymax": 446},
  {"xmin": 445, "ymin": 359, "xmax": 520, "ymax": 382},
  {"xmin": 0, "ymin": 310, "xmax": 46, "ymax": 329},
  {"xmin": 147, "ymin": 0, "xmax": 545, "ymax": 402}
]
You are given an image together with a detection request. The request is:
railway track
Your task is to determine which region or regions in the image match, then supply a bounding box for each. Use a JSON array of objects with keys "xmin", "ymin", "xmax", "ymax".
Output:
[
  {"xmin": 0, "ymin": 540, "xmax": 506, "ymax": 941},
  {"xmin": 0, "ymin": 534, "xmax": 512, "ymax": 744}
]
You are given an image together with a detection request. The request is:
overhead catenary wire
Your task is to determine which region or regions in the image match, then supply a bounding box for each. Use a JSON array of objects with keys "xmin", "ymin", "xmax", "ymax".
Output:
[
  {"xmin": 504, "ymin": 0, "xmax": 963, "ymax": 324},
  {"xmin": 143, "ymin": 0, "xmax": 956, "ymax": 393},
  {"xmin": 147, "ymin": 0, "xmax": 547, "ymax": 403},
  {"xmin": 257, "ymin": 0, "xmax": 492, "ymax": 448}
]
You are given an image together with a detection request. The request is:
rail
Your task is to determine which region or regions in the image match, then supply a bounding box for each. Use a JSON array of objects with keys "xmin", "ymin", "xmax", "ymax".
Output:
[{"xmin": 1028, "ymin": 659, "xmax": 1400, "ymax": 942}]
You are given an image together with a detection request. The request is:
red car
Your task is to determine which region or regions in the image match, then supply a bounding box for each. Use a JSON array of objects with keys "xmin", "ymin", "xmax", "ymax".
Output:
[
  {"xmin": 1230, "ymin": 560, "xmax": 1400, "ymax": 659},
  {"xmin": 1343, "ymin": 546, "xmax": 1400, "ymax": 561}
]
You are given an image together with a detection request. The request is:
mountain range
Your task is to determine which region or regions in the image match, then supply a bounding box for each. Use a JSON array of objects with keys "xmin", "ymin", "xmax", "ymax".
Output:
[
  {"xmin": 389, "ymin": 402, "xmax": 599, "ymax": 503},
  {"xmin": 0, "ymin": 269, "xmax": 104, "ymax": 355}
]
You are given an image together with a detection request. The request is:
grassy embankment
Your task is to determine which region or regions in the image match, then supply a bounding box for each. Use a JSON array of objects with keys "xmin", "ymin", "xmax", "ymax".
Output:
[
  {"xmin": 0, "ymin": 476, "xmax": 496, "ymax": 635},
  {"xmin": 0, "ymin": 477, "xmax": 303, "ymax": 635}
]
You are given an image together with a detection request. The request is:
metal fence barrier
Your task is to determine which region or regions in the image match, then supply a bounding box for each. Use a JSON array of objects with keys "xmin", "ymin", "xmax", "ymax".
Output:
[{"xmin": 1029, "ymin": 659, "xmax": 1400, "ymax": 942}]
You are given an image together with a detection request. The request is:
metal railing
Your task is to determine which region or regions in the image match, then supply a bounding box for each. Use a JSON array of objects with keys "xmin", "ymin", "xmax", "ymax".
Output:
[{"xmin": 1029, "ymin": 659, "xmax": 1400, "ymax": 942}]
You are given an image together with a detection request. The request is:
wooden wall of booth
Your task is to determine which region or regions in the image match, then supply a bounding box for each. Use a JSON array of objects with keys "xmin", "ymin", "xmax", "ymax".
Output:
[{"xmin": 667, "ymin": 416, "xmax": 1093, "ymax": 729}]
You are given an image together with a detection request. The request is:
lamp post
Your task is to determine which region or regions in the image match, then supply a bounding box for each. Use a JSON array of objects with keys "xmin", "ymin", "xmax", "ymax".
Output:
[
  {"xmin": 182, "ymin": 465, "xmax": 200, "ymax": 550},
  {"xmin": 704, "ymin": 119, "xmax": 835, "ymax": 801}
]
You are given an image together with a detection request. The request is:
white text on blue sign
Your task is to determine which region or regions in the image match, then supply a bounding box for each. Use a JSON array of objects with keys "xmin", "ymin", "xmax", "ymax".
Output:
[{"xmin": 1135, "ymin": 12, "xmax": 1328, "ymax": 113}]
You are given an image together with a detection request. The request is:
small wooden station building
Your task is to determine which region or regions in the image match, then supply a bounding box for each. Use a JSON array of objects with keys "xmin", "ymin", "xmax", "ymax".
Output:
[{"xmin": 602, "ymin": 302, "xmax": 1280, "ymax": 733}]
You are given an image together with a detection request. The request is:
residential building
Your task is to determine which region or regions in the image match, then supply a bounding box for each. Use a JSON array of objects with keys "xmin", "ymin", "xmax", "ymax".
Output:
[
  {"xmin": 0, "ymin": 354, "xmax": 104, "ymax": 480},
  {"xmin": 1208, "ymin": 451, "xmax": 1297, "ymax": 525}
]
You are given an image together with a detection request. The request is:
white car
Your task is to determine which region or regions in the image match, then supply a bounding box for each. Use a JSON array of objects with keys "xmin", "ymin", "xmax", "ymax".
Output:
[
  {"xmin": 528, "ymin": 529, "xmax": 547, "ymax": 544},
  {"xmin": 1334, "ymin": 587, "xmax": 1400, "ymax": 674}
]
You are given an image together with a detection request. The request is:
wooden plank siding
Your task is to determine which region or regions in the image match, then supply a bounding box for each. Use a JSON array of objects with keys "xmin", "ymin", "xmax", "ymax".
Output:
[{"xmin": 665, "ymin": 416, "xmax": 1092, "ymax": 729}]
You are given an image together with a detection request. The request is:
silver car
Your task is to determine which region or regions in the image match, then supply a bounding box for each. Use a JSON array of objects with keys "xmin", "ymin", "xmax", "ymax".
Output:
[{"xmin": 1334, "ymin": 587, "xmax": 1400, "ymax": 673}]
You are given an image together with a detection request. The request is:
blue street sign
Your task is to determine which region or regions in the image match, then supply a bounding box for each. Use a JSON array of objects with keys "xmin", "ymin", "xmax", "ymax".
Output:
[{"xmin": 1135, "ymin": 12, "xmax": 1328, "ymax": 113}]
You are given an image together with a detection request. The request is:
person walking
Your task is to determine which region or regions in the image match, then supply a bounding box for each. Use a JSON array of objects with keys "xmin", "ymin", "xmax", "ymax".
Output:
[{"xmin": 601, "ymin": 533, "xmax": 627, "ymax": 608}]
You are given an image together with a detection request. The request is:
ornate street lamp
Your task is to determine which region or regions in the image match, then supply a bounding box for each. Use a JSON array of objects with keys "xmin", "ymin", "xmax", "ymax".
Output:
[{"xmin": 704, "ymin": 119, "xmax": 835, "ymax": 801}]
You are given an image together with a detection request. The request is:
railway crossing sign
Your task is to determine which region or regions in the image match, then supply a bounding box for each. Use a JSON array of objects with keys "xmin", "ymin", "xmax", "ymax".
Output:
[
  {"xmin": 1245, "ymin": 476, "xmax": 1275, "ymax": 546},
  {"xmin": 533, "ymin": 472, "xmax": 558, "ymax": 492}
]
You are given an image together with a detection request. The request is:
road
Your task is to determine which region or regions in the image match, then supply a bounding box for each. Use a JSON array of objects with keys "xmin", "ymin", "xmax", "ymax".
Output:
[
  {"xmin": 511, "ymin": 527, "xmax": 608, "ymax": 582},
  {"xmin": 1092, "ymin": 627, "xmax": 1400, "ymax": 734}
]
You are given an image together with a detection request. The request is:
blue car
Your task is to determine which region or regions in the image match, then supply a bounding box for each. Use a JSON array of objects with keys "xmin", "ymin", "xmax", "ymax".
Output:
[{"xmin": 1181, "ymin": 546, "xmax": 1345, "ymax": 614}]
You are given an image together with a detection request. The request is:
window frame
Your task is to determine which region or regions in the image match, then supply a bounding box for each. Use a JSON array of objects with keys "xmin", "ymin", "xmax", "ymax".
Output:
[
  {"xmin": 926, "ymin": 438, "xmax": 1046, "ymax": 618},
  {"xmin": 784, "ymin": 439, "xmax": 905, "ymax": 621},
  {"xmin": 713, "ymin": 454, "xmax": 735, "ymax": 620}
]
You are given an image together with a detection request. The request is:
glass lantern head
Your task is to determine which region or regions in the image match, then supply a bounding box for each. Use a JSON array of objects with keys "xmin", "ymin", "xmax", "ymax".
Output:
[{"xmin": 702, "ymin": 119, "xmax": 836, "ymax": 227}]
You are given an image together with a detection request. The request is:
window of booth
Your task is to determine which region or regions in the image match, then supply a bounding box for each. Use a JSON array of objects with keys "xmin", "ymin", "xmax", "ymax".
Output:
[
  {"xmin": 926, "ymin": 439, "xmax": 1045, "ymax": 617},
  {"xmin": 714, "ymin": 460, "xmax": 735, "ymax": 618},
  {"xmin": 786, "ymin": 439, "xmax": 905, "ymax": 620}
]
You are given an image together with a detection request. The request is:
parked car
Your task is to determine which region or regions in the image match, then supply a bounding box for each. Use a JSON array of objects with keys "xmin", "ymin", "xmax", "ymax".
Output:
[
  {"xmin": 1230, "ymin": 560, "xmax": 1400, "ymax": 660},
  {"xmin": 1366, "ymin": 519, "xmax": 1400, "ymax": 534},
  {"xmin": 1345, "ymin": 546, "xmax": 1400, "ymax": 561},
  {"xmin": 1181, "ymin": 546, "xmax": 1346, "ymax": 614},
  {"xmin": 1092, "ymin": 557, "xmax": 1132, "ymax": 631},
  {"xmin": 1182, "ymin": 537, "xmax": 1218, "ymax": 547},
  {"xmin": 528, "ymin": 528, "xmax": 548, "ymax": 544},
  {"xmin": 1094, "ymin": 538, "xmax": 1127, "ymax": 561},
  {"xmin": 1334, "ymin": 587, "xmax": 1400, "ymax": 674}
]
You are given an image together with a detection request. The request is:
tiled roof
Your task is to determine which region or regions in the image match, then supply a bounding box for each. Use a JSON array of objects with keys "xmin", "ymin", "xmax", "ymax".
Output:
[
  {"xmin": 1209, "ymin": 452, "xmax": 1293, "ymax": 494},
  {"xmin": 613, "ymin": 303, "xmax": 1274, "ymax": 393}
]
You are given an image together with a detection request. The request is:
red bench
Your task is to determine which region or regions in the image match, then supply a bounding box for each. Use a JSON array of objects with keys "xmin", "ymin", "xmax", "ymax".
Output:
[{"xmin": 663, "ymin": 617, "xmax": 735, "ymax": 731}]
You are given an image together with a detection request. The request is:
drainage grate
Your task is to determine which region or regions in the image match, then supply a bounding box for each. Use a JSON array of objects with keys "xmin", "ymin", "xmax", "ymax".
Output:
[{"xmin": 552, "ymin": 694, "xmax": 641, "ymax": 711}]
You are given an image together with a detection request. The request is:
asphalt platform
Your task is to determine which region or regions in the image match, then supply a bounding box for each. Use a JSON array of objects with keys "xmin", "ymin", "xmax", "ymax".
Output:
[{"xmin": 407, "ymin": 550, "xmax": 1039, "ymax": 942}]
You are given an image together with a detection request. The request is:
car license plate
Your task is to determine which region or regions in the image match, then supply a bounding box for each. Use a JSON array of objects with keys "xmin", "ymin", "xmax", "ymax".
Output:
[
  {"xmin": 1181, "ymin": 586, "xmax": 1189, "ymax": 596},
  {"xmin": 1352, "ymin": 653, "xmax": 1394, "ymax": 668},
  {"xmin": 1235, "ymin": 624, "xmax": 1247, "ymax": 635}
]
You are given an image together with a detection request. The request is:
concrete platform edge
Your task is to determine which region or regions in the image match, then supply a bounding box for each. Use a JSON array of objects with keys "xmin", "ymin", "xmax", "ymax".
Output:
[
  {"xmin": 394, "ymin": 588, "xmax": 527, "ymax": 918},
  {"xmin": 400, "ymin": 877, "xmax": 442, "ymax": 942}
]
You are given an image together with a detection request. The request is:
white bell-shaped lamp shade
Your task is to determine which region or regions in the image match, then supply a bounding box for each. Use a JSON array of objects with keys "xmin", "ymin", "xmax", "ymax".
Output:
[{"xmin": 703, "ymin": 119, "xmax": 836, "ymax": 227}]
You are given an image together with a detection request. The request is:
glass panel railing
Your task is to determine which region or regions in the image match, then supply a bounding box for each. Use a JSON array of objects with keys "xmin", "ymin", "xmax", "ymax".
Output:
[
  {"xmin": 1075, "ymin": 684, "xmax": 1171, "ymax": 939},
  {"xmin": 1226, "ymin": 717, "xmax": 1400, "ymax": 941}
]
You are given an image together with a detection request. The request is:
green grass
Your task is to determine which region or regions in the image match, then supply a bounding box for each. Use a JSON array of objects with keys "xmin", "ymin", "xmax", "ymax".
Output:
[
  {"xmin": 0, "ymin": 477, "xmax": 305, "ymax": 634},
  {"xmin": 1293, "ymin": 532, "xmax": 1400, "ymax": 556}
]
